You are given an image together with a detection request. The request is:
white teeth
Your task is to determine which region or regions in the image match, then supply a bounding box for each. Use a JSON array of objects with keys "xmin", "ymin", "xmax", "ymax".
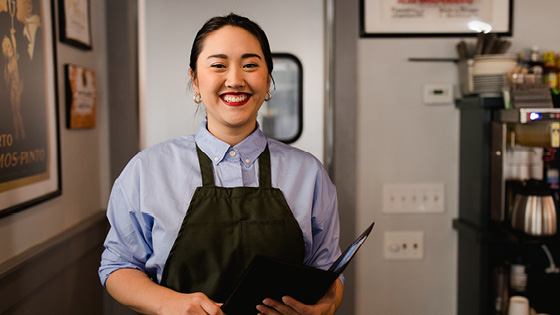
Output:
[{"xmin": 222, "ymin": 94, "xmax": 247, "ymax": 103}]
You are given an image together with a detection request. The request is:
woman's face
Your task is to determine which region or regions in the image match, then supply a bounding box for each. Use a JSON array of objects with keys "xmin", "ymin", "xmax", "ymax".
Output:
[
  {"xmin": 191, "ymin": 26, "xmax": 271, "ymax": 141},
  {"xmin": 2, "ymin": 37, "xmax": 13, "ymax": 57}
]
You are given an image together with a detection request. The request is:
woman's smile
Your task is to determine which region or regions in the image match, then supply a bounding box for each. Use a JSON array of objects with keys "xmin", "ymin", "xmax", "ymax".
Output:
[{"xmin": 220, "ymin": 92, "xmax": 252, "ymax": 106}]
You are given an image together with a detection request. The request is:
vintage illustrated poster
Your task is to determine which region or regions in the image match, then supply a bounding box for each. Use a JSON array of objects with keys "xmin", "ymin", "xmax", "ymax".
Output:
[
  {"xmin": 0, "ymin": 0, "xmax": 60, "ymax": 216},
  {"xmin": 66, "ymin": 64, "xmax": 96, "ymax": 129}
]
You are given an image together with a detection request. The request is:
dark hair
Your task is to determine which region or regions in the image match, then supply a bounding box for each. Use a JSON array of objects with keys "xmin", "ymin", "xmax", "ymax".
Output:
[{"xmin": 189, "ymin": 13, "xmax": 273, "ymax": 80}]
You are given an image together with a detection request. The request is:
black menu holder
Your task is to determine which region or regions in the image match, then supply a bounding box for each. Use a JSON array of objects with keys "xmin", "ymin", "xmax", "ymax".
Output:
[{"xmin": 221, "ymin": 222, "xmax": 375, "ymax": 315}]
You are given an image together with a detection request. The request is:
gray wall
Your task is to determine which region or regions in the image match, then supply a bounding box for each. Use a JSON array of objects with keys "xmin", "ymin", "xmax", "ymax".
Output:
[
  {"xmin": 332, "ymin": 0, "xmax": 359, "ymax": 314},
  {"xmin": 0, "ymin": 213, "xmax": 107, "ymax": 314}
]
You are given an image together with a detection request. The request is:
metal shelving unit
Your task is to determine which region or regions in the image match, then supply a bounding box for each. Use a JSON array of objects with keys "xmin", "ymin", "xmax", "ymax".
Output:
[{"xmin": 455, "ymin": 96, "xmax": 560, "ymax": 315}]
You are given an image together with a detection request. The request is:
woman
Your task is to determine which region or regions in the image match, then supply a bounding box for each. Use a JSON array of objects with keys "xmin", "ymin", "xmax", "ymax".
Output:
[
  {"xmin": 99, "ymin": 13, "xmax": 343, "ymax": 315},
  {"xmin": 2, "ymin": 32, "xmax": 25, "ymax": 140}
]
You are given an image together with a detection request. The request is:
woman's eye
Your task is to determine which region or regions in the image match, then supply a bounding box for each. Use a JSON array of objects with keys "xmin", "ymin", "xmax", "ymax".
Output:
[
  {"xmin": 211, "ymin": 64, "xmax": 226, "ymax": 69},
  {"xmin": 244, "ymin": 63, "xmax": 258, "ymax": 69}
]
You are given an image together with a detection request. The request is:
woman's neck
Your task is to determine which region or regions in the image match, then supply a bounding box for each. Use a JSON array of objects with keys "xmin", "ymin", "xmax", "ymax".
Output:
[{"xmin": 207, "ymin": 122, "xmax": 256, "ymax": 146}]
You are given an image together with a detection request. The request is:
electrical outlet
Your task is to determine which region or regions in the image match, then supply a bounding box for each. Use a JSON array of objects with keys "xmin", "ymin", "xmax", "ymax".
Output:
[
  {"xmin": 384, "ymin": 231, "xmax": 424, "ymax": 260},
  {"xmin": 382, "ymin": 182, "xmax": 445, "ymax": 213}
]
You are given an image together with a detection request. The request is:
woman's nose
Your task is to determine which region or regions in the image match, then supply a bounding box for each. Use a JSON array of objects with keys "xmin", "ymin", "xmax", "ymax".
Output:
[{"xmin": 225, "ymin": 67, "xmax": 245, "ymax": 88}]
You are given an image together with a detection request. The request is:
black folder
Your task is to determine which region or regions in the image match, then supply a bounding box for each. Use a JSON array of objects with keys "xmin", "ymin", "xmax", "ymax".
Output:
[{"xmin": 221, "ymin": 222, "xmax": 375, "ymax": 315}]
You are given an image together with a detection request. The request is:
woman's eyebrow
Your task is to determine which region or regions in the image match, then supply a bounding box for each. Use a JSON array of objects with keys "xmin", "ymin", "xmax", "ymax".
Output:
[
  {"xmin": 241, "ymin": 53, "xmax": 261, "ymax": 60},
  {"xmin": 207, "ymin": 54, "xmax": 228, "ymax": 60}
]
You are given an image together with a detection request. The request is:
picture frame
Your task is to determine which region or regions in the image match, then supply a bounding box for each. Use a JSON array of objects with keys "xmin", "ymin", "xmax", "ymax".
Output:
[
  {"xmin": 65, "ymin": 64, "xmax": 97, "ymax": 129},
  {"xmin": 59, "ymin": 0, "xmax": 92, "ymax": 50},
  {"xmin": 0, "ymin": 0, "xmax": 61, "ymax": 218},
  {"xmin": 360, "ymin": 0, "xmax": 513, "ymax": 37}
]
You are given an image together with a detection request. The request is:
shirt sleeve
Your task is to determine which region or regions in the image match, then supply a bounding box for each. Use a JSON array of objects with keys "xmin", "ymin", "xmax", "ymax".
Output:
[
  {"xmin": 98, "ymin": 178, "xmax": 154, "ymax": 286},
  {"xmin": 308, "ymin": 165, "xmax": 345, "ymax": 284}
]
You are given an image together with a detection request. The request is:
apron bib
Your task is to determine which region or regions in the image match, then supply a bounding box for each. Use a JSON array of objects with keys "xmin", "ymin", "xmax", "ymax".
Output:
[{"xmin": 160, "ymin": 145, "xmax": 305, "ymax": 302}]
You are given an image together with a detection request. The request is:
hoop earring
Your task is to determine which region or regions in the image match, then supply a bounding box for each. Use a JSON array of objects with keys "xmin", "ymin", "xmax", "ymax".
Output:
[
  {"xmin": 264, "ymin": 91, "xmax": 272, "ymax": 102},
  {"xmin": 193, "ymin": 93, "xmax": 203, "ymax": 104}
]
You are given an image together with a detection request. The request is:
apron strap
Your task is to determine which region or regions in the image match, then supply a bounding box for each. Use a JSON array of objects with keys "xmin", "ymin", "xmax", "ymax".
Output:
[
  {"xmin": 259, "ymin": 145, "xmax": 272, "ymax": 188},
  {"xmin": 196, "ymin": 143, "xmax": 272, "ymax": 188},
  {"xmin": 196, "ymin": 145, "xmax": 215, "ymax": 186}
]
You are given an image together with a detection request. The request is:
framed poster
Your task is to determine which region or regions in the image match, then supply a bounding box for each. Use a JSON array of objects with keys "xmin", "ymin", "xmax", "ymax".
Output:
[
  {"xmin": 59, "ymin": 0, "xmax": 91, "ymax": 50},
  {"xmin": 65, "ymin": 64, "xmax": 97, "ymax": 129},
  {"xmin": 0, "ymin": 0, "xmax": 61, "ymax": 218},
  {"xmin": 361, "ymin": 0, "xmax": 513, "ymax": 37}
]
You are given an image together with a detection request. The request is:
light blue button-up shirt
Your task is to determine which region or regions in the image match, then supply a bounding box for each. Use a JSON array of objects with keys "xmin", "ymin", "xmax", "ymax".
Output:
[{"xmin": 99, "ymin": 120, "xmax": 342, "ymax": 287}]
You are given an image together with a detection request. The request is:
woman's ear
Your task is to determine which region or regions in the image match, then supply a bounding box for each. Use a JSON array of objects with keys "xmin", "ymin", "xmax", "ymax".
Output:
[{"xmin": 190, "ymin": 69, "xmax": 199, "ymax": 92}]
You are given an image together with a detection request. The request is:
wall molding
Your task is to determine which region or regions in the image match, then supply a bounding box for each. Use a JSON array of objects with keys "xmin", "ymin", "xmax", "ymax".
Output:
[{"xmin": 0, "ymin": 211, "xmax": 108, "ymax": 313}]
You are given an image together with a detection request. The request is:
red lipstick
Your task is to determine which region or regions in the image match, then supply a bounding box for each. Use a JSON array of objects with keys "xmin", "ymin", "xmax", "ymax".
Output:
[{"xmin": 221, "ymin": 92, "xmax": 251, "ymax": 107}]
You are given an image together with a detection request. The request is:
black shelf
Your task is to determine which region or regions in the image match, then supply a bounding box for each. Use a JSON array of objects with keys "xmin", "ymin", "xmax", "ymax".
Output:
[
  {"xmin": 455, "ymin": 96, "xmax": 505, "ymax": 110},
  {"xmin": 493, "ymin": 222, "xmax": 560, "ymax": 245},
  {"xmin": 453, "ymin": 219, "xmax": 559, "ymax": 246}
]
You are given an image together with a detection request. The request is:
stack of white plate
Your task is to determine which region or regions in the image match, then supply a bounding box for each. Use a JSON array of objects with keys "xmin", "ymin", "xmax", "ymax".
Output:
[
  {"xmin": 473, "ymin": 74, "xmax": 507, "ymax": 94},
  {"xmin": 472, "ymin": 54, "xmax": 517, "ymax": 94},
  {"xmin": 472, "ymin": 54, "xmax": 518, "ymax": 75}
]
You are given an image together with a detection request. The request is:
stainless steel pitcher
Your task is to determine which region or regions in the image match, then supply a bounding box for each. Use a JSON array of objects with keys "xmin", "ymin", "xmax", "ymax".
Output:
[{"xmin": 511, "ymin": 179, "xmax": 557, "ymax": 236}]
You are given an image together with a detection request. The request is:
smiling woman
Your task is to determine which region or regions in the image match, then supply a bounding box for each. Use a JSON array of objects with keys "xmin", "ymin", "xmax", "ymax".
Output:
[
  {"xmin": 100, "ymin": 13, "xmax": 343, "ymax": 315},
  {"xmin": 191, "ymin": 26, "xmax": 271, "ymax": 146}
]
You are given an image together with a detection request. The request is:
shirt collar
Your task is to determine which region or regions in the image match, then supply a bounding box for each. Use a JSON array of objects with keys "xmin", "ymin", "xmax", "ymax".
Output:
[{"xmin": 194, "ymin": 117, "xmax": 267, "ymax": 165}]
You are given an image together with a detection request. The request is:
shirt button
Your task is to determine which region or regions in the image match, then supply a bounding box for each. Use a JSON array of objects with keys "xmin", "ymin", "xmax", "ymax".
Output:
[
  {"xmin": 214, "ymin": 157, "xmax": 220, "ymax": 162},
  {"xmin": 229, "ymin": 151, "xmax": 236, "ymax": 157},
  {"xmin": 245, "ymin": 159, "xmax": 250, "ymax": 164}
]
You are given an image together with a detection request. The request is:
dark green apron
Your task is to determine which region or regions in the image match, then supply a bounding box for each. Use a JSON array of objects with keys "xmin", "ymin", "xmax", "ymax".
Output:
[{"xmin": 160, "ymin": 145, "xmax": 305, "ymax": 302}]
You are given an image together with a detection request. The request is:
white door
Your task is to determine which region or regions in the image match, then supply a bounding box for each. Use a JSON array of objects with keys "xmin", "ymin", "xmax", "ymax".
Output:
[{"xmin": 139, "ymin": 0, "xmax": 326, "ymax": 162}]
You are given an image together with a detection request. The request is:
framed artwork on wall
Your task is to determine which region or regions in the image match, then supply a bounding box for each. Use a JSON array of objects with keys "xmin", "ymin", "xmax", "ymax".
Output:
[
  {"xmin": 65, "ymin": 64, "xmax": 97, "ymax": 129},
  {"xmin": 360, "ymin": 0, "xmax": 513, "ymax": 37},
  {"xmin": 0, "ymin": 0, "xmax": 61, "ymax": 218},
  {"xmin": 59, "ymin": 0, "xmax": 92, "ymax": 50}
]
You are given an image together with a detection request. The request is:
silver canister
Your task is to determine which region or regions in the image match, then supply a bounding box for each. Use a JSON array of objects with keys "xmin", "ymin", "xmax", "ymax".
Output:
[{"xmin": 511, "ymin": 179, "xmax": 557, "ymax": 236}]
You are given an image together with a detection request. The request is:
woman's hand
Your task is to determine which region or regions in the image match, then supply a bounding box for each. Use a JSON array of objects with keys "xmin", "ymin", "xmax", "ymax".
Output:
[
  {"xmin": 157, "ymin": 292, "xmax": 225, "ymax": 315},
  {"xmin": 105, "ymin": 268, "xmax": 225, "ymax": 315},
  {"xmin": 255, "ymin": 279, "xmax": 343, "ymax": 315}
]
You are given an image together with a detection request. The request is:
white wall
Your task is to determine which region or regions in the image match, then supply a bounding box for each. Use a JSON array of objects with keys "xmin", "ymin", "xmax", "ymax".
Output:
[
  {"xmin": 354, "ymin": 1, "xmax": 560, "ymax": 314},
  {"xmin": 356, "ymin": 37, "xmax": 459, "ymax": 314},
  {"xmin": 140, "ymin": 0, "xmax": 326, "ymax": 161},
  {"xmin": 0, "ymin": 1, "xmax": 109, "ymax": 264}
]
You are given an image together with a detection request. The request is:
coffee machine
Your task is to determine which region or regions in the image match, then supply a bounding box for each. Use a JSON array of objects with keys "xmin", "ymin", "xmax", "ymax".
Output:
[{"xmin": 490, "ymin": 107, "xmax": 560, "ymax": 235}]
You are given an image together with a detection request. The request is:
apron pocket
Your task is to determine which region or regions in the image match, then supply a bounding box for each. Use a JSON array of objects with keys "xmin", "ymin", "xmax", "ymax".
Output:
[{"xmin": 240, "ymin": 220, "xmax": 289, "ymax": 266}]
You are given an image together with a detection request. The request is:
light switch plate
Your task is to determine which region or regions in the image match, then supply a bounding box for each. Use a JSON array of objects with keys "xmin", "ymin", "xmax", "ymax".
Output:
[{"xmin": 382, "ymin": 182, "xmax": 445, "ymax": 213}]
